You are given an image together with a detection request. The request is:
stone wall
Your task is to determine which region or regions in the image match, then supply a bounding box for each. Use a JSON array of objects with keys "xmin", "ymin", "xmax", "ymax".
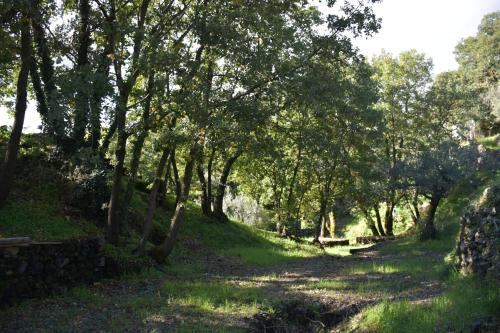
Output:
[
  {"xmin": 0, "ymin": 237, "xmax": 107, "ymax": 306},
  {"xmin": 456, "ymin": 185, "xmax": 500, "ymax": 279}
]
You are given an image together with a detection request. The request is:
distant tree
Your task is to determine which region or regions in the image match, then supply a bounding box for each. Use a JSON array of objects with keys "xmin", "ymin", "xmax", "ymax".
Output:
[
  {"xmin": 411, "ymin": 142, "xmax": 478, "ymax": 240},
  {"xmin": 455, "ymin": 11, "xmax": 500, "ymax": 135}
]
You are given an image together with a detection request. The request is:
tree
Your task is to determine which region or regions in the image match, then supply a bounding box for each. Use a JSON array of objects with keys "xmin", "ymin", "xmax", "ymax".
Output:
[
  {"xmin": 0, "ymin": 11, "xmax": 32, "ymax": 207},
  {"xmin": 411, "ymin": 142, "xmax": 478, "ymax": 240},
  {"xmin": 455, "ymin": 11, "xmax": 500, "ymax": 135},
  {"xmin": 371, "ymin": 50, "xmax": 433, "ymax": 235}
]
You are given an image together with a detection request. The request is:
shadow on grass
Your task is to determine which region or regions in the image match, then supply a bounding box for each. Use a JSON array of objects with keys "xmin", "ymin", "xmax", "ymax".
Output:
[{"xmin": 0, "ymin": 279, "xmax": 265, "ymax": 333}]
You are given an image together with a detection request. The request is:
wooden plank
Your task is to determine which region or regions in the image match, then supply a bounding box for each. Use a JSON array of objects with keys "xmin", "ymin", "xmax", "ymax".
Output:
[
  {"xmin": 31, "ymin": 241, "xmax": 63, "ymax": 245},
  {"xmin": 0, "ymin": 237, "xmax": 32, "ymax": 247},
  {"xmin": 322, "ymin": 239, "xmax": 349, "ymax": 247}
]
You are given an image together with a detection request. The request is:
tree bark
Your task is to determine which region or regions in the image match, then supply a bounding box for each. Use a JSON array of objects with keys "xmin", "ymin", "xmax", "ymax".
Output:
[
  {"xmin": 30, "ymin": 0, "xmax": 65, "ymax": 142},
  {"xmin": 213, "ymin": 147, "xmax": 242, "ymax": 220},
  {"xmin": 363, "ymin": 209, "xmax": 380, "ymax": 236},
  {"xmin": 106, "ymin": 95, "xmax": 129, "ymax": 244},
  {"xmin": 384, "ymin": 201, "xmax": 395, "ymax": 236},
  {"xmin": 197, "ymin": 155, "xmax": 212, "ymax": 216},
  {"xmin": 420, "ymin": 194, "xmax": 440, "ymax": 240},
  {"xmin": 106, "ymin": 0, "xmax": 151, "ymax": 244},
  {"xmin": 121, "ymin": 71, "xmax": 155, "ymax": 227},
  {"xmin": 90, "ymin": 2, "xmax": 116, "ymax": 150},
  {"xmin": 374, "ymin": 204, "xmax": 386, "ymax": 236},
  {"xmin": 72, "ymin": 0, "xmax": 91, "ymax": 145},
  {"xmin": 313, "ymin": 198, "xmax": 327, "ymax": 243},
  {"xmin": 138, "ymin": 147, "xmax": 170, "ymax": 255},
  {"xmin": 156, "ymin": 137, "xmax": 202, "ymax": 260},
  {"xmin": 170, "ymin": 147, "xmax": 181, "ymax": 203},
  {"xmin": 157, "ymin": 158, "xmax": 171, "ymax": 207},
  {"xmin": 207, "ymin": 146, "xmax": 216, "ymax": 208},
  {"xmin": 29, "ymin": 60, "xmax": 48, "ymax": 120},
  {"xmin": 0, "ymin": 17, "xmax": 31, "ymax": 207},
  {"xmin": 100, "ymin": 117, "xmax": 117, "ymax": 156}
]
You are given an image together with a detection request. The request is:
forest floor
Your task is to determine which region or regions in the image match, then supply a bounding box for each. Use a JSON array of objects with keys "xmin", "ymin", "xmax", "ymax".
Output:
[
  {"xmin": 0, "ymin": 136, "xmax": 498, "ymax": 332},
  {"xmin": 0, "ymin": 240, "xmax": 440, "ymax": 332},
  {"xmin": 2, "ymin": 233, "xmax": 498, "ymax": 333}
]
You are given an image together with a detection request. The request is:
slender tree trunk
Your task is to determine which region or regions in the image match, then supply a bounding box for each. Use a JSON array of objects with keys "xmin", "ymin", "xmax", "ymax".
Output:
[
  {"xmin": 320, "ymin": 213, "xmax": 327, "ymax": 238},
  {"xmin": 72, "ymin": 0, "xmax": 91, "ymax": 145},
  {"xmin": 121, "ymin": 72, "xmax": 155, "ymax": 226},
  {"xmin": 363, "ymin": 209, "xmax": 380, "ymax": 236},
  {"xmin": 384, "ymin": 201, "xmax": 395, "ymax": 236},
  {"xmin": 156, "ymin": 138, "xmax": 202, "ymax": 261},
  {"xmin": 170, "ymin": 148, "xmax": 181, "ymax": 203},
  {"xmin": 30, "ymin": 0, "xmax": 64, "ymax": 142},
  {"xmin": 207, "ymin": 146, "xmax": 215, "ymax": 208},
  {"xmin": 285, "ymin": 147, "xmax": 302, "ymax": 220},
  {"xmin": 213, "ymin": 148, "xmax": 242, "ymax": 220},
  {"xmin": 197, "ymin": 157, "xmax": 212, "ymax": 216},
  {"xmin": 89, "ymin": 4, "xmax": 115, "ymax": 150},
  {"xmin": 106, "ymin": 0, "xmax": 150, "ymax": 244},
  {"xmin": 420, "ymin": 194, "xmax": 441, "ymax": 240},
  {"xmin": 100, "ymin": 117, "xmax": 117, "ymax": 156},
  {"xmin": 106, "ymin": 95, "xmax": 129, "ymax": 244},
  {"xmin": 29, "ymin": 60, "xmax": 48, "ymax": 120},
  {"xmin": 157, "ymin": 159, "xmax": 171, "ymax": 207},
  {"xmin": 138, "ymin": 147, "xmax": 170, "ymax": 255},
  {"xmin": 313, "ymin": 198, "xmax": 327, "ymax": 243},
  {"xmin": 0, "ymin": 18, "xmax": 31, "ymax": 208},
  {"xmin": 374, "ymin": 204, "xmax": 386, "ymax": 236},
  {"xmin": 327, "ymin": 211, "xmax": 335, "ymax": 237}
]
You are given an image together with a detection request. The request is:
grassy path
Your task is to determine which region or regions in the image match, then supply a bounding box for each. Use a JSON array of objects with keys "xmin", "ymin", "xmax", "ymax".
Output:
[{"xmin": 0, "ymin": 239, "xmax": 452, "ymax": 333}]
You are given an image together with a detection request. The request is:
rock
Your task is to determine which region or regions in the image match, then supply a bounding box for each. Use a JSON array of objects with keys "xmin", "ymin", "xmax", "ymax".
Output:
[{"xmin": 455, "ymin": 185, "xmax": 500, "ymax": 280}]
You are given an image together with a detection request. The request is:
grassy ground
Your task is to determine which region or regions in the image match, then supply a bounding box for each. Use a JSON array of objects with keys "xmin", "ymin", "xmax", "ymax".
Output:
[{"xmin": 0, "ymin": 135, "xmax": 499, "ymax": 332}]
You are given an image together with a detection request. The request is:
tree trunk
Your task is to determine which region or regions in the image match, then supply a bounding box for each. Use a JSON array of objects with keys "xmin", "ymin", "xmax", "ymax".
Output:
[
  {"xmin": 374, "ymin": 204, "xmax": 386, "ymax": 236},
  {"xmin": 138, "ymin": 147, "xmax": 170, "ymax": 255},
  {"xmin": 29, "ymin": 60, "xmax": 49, "ymax": 121},
  {"xmin": 120, "ymin": 128, "xmax": 147, "ymax": 228},
  {"xmin": 196, "ymin": 148, "xmax": 212, "ymax": 216},
  {"xmin": 320, "ymin": 213, "xmax": 328, "ymax": 238},
  {"xmin": 420, "ymin": 195, "xmax": 440, "ymax": 240},
  {"xmin": 384, "ymin": 201, "xmax": 395, "ymax": 236},
  {"xmin": 89, "ymin": 0, "xmax": 115, "ymax": 150},
  {"xmin": 170, "ymin": 148, "xmax": 181, "ymax": 204},
  {"xmin": 100, "ymin": 117, "xmax": 117, "ymax": 156},
  {"xmin": 207, "ymin": 146, "xmax": 216, "ymax": 208},
  {"xmin": 72, "ymin": 0, "xmax": 91, "ymax": 146},
  {"xmin": 313, "ymin": 199, "xmax": 327, "ymax": 243},
  {"xmin": 363, "ymin": 209, "xmax": 380, "ymax": 236},
  {"xmin": 121, "ymin": 71, "xmax": 155, "ymax": 227},
  {"xmin": 30, "ymin": 1, "xmax": 65, "ymax": 142},
  {"xmin": 156, "ymin": 138, "xmax": 202, "ymax": 261},
  {"xmin": 213, "ymin": 148, "xmax": 242, "ymax": 221},
  {"xmin": 157, "ymin": 159, "xmax": 171, "ymax": 207},
  {"xmin": 0, "ymin": 17, "xmax": 31, "ymax": 208},
  {"xmin": 285, "ymin": 147, "xmax": 302, "ymax": 220},
  {"xmin": 106, "ymin": 95, "xmax": 129, "ymax": 245}
]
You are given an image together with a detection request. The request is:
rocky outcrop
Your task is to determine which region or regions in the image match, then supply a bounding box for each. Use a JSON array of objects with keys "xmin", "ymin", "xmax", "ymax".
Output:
[{"xmin": 456, "ymin": 185, "xmax": 500, "ymax": 279}]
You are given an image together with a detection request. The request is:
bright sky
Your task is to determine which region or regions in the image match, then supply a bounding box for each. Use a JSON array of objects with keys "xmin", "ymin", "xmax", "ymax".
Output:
[
  {"xmin": 1, "ymin": 0, "xmax": 499, "ymax": 132},
  {"xmin": 351, "ymin": 0, "xmax": 500, "ymax": 74}
]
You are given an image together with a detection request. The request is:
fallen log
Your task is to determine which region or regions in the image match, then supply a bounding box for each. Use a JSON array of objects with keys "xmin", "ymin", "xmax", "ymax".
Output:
[
  {"xmin": 322, "ymin": 239, "xmax": 349, "ymax": 247},
  {"xmin": 356, "ymin": 235, "xmax": 396, "ymax": 245},
  {"xmin": 0, "ymin": 237, "xmax": 32, "ymax": 247}
]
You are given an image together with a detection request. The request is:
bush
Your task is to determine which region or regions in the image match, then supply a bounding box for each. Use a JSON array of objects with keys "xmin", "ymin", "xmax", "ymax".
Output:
[{"xmin": 65, "ymin": 148, "xmax": 111, "ymax": 222}]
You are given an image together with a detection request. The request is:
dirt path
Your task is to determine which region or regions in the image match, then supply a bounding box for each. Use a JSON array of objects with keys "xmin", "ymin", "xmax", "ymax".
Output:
[{"xmin": 0, "ymin": 242, "xmax": 446, "ymax": 333}]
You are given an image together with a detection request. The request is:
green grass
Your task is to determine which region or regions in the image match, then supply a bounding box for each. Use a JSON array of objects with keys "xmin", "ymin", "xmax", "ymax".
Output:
[
  {"xmin": 0, "ymin": 200, "xmax": 99, "ymax": 239},
  {"xmin": 477, "ymin": 134, "xmax": 499, "ymax": 151},
  {"xmin": 354, "ymin": 278, "xmax": 500, "ymax": 333},
  {"xmin": 343, "ymin": 168, "xmax": 500, "ymax": 332}
]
